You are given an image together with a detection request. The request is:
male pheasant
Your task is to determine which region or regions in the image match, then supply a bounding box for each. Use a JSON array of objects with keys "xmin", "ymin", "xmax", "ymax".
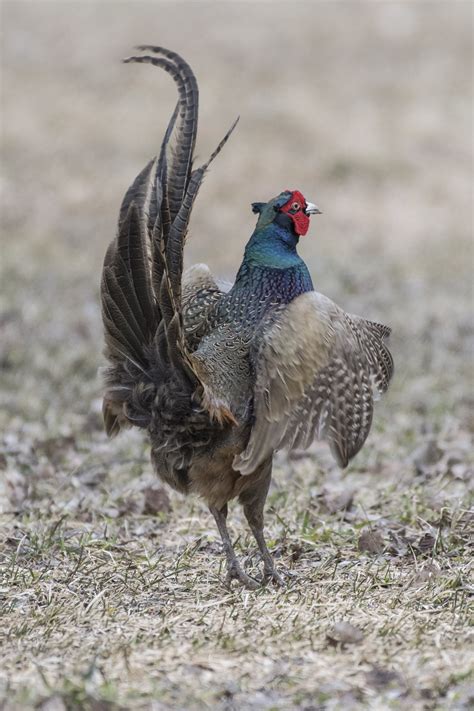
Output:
[{"xmin": 101, "ymin": 46, "xmax": 394, "ymax": 589}]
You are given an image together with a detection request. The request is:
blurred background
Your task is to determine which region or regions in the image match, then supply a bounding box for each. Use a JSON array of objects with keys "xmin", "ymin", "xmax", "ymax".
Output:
[
  {"xmin": 1, "ymin": 3, "xmax": 473, "ymax": 707},
  {"xmin": 1, "ymin": 0, "xmax": 472, "ymax": 492}
]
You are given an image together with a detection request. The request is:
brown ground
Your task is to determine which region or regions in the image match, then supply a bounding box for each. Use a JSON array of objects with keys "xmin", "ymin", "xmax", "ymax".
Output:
[{"xmin": 1, "ymin": 1, "xmax": 473, "ymax": 709}]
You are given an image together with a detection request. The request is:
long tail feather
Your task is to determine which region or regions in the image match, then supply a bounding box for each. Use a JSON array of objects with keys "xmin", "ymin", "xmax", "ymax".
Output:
[
  {"xmin": 101, "ymin": 46, "xmax": 237, "ymax": 436},
  {"xmin": 135, "ymin": 46, "xmax": 199, "ymax": 222},
  {"xmin": 166, "ymin": 117, "xmax": 240, "ymax": 309},
  {"xmin": 116, "ymin": 202, "xmax": 156, "ymax": 331},
  {"xmin": 152, "ymin": 100, "xmax": 179, "ymax": 245},
  {"xmin": 124, "ymin": 50, "xmax": 198, "ymax": 224}
]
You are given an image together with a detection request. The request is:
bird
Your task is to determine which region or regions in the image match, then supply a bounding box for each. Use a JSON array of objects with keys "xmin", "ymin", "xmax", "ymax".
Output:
[{"xmin": 101, "ymin": 46, "xmax": 394, "ymax": 589}]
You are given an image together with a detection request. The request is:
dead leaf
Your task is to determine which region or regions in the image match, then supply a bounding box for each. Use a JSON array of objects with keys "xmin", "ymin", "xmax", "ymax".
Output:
[
  {"xmin": 417, "ymin": 532, "xmax": 436, "ymax": 554},
  {"xmin": 143, "ymin": 485, "xmax": 171, "ymax": 515},
  {"xmin": 34, "ymin": 435, "xmax": 76, "ymax": 466},
  {"xmin": 365, "ymin": 666, "xmax": 403, "ymax": 690},
  {"xmin": 409, "ymin": 561, "xmax": 441, "ymax": 587},
  {"xmin": 387, "ymin": 530, "xmax": 414, "ymax": 557},
  {"xmin": 196, "ymin": 539, "xmax": 223, "ymax": 555},
  {"xmin": 4, "ymin": 468, "xmax": 28, "ymax": 508},
  {"xmin": 327, "ymin": 621, "xmax": 364, "ymax": 647},
  {"xmin": 411, "ymin": 439, "xmax": 442, "ymax": 474},
  {"xmin": 290, "ymin": 542, "xmax": 305, "ymax": 562},
  {"xmin": 358, "ymin": 529, "xmax": 384, "ymax": 554}
]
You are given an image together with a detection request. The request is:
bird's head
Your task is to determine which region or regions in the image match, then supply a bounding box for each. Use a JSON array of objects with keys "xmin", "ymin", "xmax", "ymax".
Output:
[{"xmin": 252, "ymin": 190, "xmax": 321, "ymax": 237}]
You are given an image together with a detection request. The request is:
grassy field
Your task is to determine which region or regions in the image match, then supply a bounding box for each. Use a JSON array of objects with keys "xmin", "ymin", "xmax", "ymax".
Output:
[{"xmin": 1, "ymin": 1, "xmax": 473, "ymax": 709}]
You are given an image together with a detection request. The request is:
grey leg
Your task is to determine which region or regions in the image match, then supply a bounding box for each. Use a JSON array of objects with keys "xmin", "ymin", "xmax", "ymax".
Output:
[
  {"xmin": 240, "ymin": 459, "xmax": 285, "ymax": 586},
  {"xmin": 242, "ymin": 502, "xmax": 285, "ymax": 586},
  {"xmin": 210, "ymin": 504, "xmax": 259, "ymax": 590}
]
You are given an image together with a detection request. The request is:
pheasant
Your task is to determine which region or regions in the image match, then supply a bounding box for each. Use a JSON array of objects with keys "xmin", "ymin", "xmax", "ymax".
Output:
[{"xmin": 101, "ymin": 46, "xmax": 394, "ymax": 589}]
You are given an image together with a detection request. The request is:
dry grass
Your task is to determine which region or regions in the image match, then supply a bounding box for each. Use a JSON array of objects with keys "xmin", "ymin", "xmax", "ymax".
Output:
[{"xmin": 1, "ymin": 1, "xmax": 473, "ymax": 709}]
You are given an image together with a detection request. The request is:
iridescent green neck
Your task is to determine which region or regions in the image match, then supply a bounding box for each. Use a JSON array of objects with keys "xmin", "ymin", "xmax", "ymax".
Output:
[{"xmin": 244, "ymin": 223, "xmax": 303, "ymax": 269}]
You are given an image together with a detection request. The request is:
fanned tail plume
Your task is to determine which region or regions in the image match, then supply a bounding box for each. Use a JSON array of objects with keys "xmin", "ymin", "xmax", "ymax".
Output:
[{"xmin": 101, "ymin": 46, "xmax": 237, "ymax": 437}]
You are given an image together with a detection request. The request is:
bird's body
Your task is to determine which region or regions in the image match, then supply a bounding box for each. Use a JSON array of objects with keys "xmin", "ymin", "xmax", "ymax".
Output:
[{"xmin": 101, "ymin": 47, "xmax": 394, "ymax": 588}]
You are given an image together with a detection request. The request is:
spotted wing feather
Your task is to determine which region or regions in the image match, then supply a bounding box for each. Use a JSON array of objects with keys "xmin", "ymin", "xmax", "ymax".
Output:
[{"xmin": 234, "ymin": 291, "xmax": 393, "ymax": 474}]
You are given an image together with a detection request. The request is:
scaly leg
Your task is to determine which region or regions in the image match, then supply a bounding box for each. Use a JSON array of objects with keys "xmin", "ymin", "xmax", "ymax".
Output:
[
  {"xmin": 210, "ymin": 504, "xmax": 259, "ymax": 590},
  {"xmin": 240, "ymin": 458, "xmax": 285, "ymax": 586}
]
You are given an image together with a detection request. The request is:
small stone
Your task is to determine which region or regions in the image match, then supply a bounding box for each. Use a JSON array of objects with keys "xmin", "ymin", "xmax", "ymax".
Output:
[{"xmin": 327, "ymin": 621, "xmax": 364, "ymax": 646}]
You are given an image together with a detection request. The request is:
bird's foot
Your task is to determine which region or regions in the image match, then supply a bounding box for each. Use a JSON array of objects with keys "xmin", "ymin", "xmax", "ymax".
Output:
[
  {"xmin": 226, "ymin": 563, "xmax": 260, "ymax": 591},
  {"xmin": 262, "ymin": 565, "xmax": 287, "ymax": 587}
]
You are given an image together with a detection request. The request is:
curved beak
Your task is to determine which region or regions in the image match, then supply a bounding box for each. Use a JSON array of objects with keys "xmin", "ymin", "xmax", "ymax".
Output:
[{"xmin": 305, "ymin": 202, "xmax": 322, "ymax": 215}]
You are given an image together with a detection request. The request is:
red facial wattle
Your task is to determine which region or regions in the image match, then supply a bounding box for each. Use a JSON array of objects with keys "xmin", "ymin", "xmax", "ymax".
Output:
[{"xmin": 280, "ymin": 190, "xmax": 310, "ymax": 236}]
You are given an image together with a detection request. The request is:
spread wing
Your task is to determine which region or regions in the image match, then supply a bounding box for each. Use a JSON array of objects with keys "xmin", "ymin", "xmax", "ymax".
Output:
[{"xmin": 234, "ymin": 291, "xmax": 394, "ymax": 474}]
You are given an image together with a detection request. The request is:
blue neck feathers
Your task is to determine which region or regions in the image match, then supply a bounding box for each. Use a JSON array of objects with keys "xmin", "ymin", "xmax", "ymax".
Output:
[
  {"xmin": 230, "ymin": 222, "xmax": 314, "ymax": 307},
  {"xmin": 243, "ymin": 223, "xmax": 303, "ymax": 269}
]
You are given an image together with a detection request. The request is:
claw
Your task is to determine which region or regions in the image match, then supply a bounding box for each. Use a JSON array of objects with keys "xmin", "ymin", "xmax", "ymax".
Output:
[
  {"xmin": 226, "ymin": 565, "xmax": 260, "ymax": 591},
  {"xmin": 263, "ymin": 567, "xmax": 286, "ymax": 587}
]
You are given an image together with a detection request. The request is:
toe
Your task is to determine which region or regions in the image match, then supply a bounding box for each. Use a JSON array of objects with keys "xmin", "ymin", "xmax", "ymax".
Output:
[
  {"xmin": 226, "ymin": 566, "xmax": 260, "ymax": 591},
  {"xmin": 263, "ymin": 567, "xmax": 287, "ymax": 587}
]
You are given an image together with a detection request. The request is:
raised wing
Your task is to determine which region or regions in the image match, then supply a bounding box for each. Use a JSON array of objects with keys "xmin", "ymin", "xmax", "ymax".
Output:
[{"xmin": 234, "ymin": 291, "xmax": 394, "ymax": 474}]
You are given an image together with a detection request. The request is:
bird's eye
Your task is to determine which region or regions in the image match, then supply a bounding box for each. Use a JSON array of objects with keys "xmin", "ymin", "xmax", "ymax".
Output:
[{"xmin": 292, "ymin": 202, "xmax": 300, "ymax": 211}]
